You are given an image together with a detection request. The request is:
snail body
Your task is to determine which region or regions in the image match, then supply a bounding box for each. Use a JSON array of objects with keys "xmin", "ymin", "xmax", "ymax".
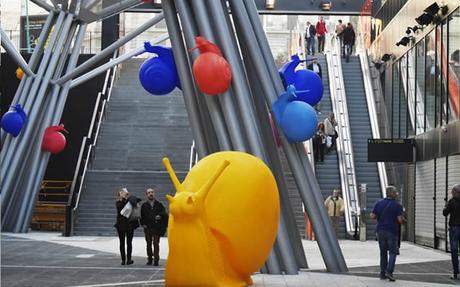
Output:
[{"xmin": 163, "ymin": 151, "xmax": 280, "ymax": 286}]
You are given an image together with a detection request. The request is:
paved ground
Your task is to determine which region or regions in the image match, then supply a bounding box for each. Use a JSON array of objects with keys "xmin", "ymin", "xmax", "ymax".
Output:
[{"xmin": 2, "ymin": 232, "xmax": 459, "ymax": 286}]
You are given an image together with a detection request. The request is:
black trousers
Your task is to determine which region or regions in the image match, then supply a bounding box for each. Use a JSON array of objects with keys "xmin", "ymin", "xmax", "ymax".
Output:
[
  {"xmin": 117, "ymin": 228, "xmax": 134, "ymax": 262},
  {"xmin": 144, "ymin": 227, "xmax": 161, "ymax": 261}
]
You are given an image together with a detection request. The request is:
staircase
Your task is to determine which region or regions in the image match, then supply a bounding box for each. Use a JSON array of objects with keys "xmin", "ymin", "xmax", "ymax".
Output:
[
  {"xmin": 73, "ymin": 58, "xmax": 193, "ymax": 236},
  {"xmin": 341, "ymin": 56, "xmax": 381, "ymax": 239},
  {"xmin": 314, "ymin": 55, "xmax": 346, "ymax": 239}
]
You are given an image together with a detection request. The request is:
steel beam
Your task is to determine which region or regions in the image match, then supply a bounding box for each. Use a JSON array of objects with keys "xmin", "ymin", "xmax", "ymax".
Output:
[
  {"xmin": 161, "ymin": 0, "xmax": 210, "ymax": 158},
  {"xmin": 56, "ymin": 13, "xmax": 164, "ymax": 85},
  {"xmin": 1, "ymin": 29, "xmax": 35, "ymax": 77},
  {"xmin": 70, "ymin": 33, "xmax": 169, "ymax": 88}
]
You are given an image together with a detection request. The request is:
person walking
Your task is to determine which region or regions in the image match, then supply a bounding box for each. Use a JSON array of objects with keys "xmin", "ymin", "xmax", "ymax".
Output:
[
  {"xmin": 140, "ymin": 187, "xmax": 167, "ymax": 266},
  {"xmin": 342, "ymin": 23, "xmax": 356, "ymax": 62},
  {"xmin": 443, "ymin": 184, "xmax": 460, "ymax": 280},
  {"xmin": 316, "ymin": 16, "xmax": 328, "ymax": 54},
  {"xmin": 335, "ymin": 19, "xmax": 346, "ymax": 56},
  {"xmin": 324, "ymin": 189, "xmax": 344, "ymax": 236},
  {"xmin": 305, "ymin": 21, "xmax": 316, "ymax": 56},
  {"xmin": 323, "ymin": 112, "xmax": 338, "ymax": 152},
  {"xmin": 370, "ymin": 186, "xmax": 404, "ymax": 282},
  {"xmin": 114, "ymin": 188, "xmax": 139, "ymax": 266}
]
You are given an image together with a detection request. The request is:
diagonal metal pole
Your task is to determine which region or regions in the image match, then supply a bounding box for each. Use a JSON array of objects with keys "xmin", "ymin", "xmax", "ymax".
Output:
[
  {"xmin": 232, "ymin": 12, "xmax": 309, "ymax": 270},
  {"xmin": 1, "ymin": 12, "xmax": 56, "ymax": 147},
  {"xmin": 30, "ymin": 0, "xmax": 54, "ymax": 11},
  {"xmin": 95, "ymin": 0, "xmax": 142, "ymax": 19},
  {"xmin": 1, "ymin": 12, "xmax": 73, "ymax": 223},
  {"xmin": 1, "ymin": 29, "xmax": 35, "ymax": 77},
  {"xmin": 235, "ymin": 0, "xmax": 348, "ymax": 272},
  {"xmin": 0, "ymin": 11, "xmax": 66, "ymax": 181},
  {"xmin": 161, "ymin": 0, "xmax": 211, "ymax": 158},
  {"xmin": 205, "ymin": 0, "xmax": 299, "ymax": 274},
  {"xmin": 18, "ymin": 23, "xmax": 87, "ymax": 233},
  {"xmin": 7, "ymin": 21, "xmax": 79, "ymax": 231},
  {"xmin": 56, "ymin": 13, "xmax": 164, "ymax": 85},
  {"xmin": 188, "ymin": 0, "xmax": 245, "ymax": 151},
  {"xmin": 70, "ymin": 34, "xmax": 169, "ymax": 88}
]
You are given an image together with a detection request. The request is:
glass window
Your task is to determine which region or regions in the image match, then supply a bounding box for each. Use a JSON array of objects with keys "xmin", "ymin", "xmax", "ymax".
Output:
[
  {"xmin": 416, "ymin": 38, "xmax": 426, "ymax": 134},
  {"xmin": 426, "ymin": 30, "xmax": 436, "ymax": 130},
  {"xmin": 448, "ymin": 8, "xmax": 460, "ymax": 122},
  {"xmin": 435, "ymin": 26, "xmax": 443, "ymax": 127},
  {"xmin": 400, "ymin": 54, "xmax": 408, "ymax": 138},
  {"xmin": 441, "ymin": 20, "xmax": 448, "ymax": 126},
  {"xmin": 392, "ymin": 61, "xmax": 400, "ymax": 138},
  {"xmin": 407, "ymin": 48, "xmax": 416, "ymax": 137}
]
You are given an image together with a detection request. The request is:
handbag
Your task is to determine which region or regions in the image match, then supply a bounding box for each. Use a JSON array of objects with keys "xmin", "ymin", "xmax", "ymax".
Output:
[
  {"xmin": 120, "ymin": 201, "xmax": 133, "ymax": 218},
  {"xmin": 326, "ymin": 136, "xmax": 332, "ymax": 148}
]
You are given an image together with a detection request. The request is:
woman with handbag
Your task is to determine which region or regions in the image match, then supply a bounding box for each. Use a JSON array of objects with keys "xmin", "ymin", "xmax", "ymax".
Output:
[{"xmin": 114, "ymin": 188, "xmax": 136, "ymax": 265}]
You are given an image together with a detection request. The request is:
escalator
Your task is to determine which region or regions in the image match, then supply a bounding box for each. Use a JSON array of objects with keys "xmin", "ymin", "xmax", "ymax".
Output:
[
  {"xmin": 341, "ymin": 55, "xmax": 381, "ymax": 239},
  {"xmin": 314, "ymin": 55, "xmax": 346, "ymax": 239}
]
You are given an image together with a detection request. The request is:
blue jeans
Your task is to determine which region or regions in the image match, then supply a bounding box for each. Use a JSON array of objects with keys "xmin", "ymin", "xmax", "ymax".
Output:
[
  {"xmin": 377, "ymin": 231, "xmax": 398, "ymax": 275},
  {"xmin": 306, "ymin": 37, "xmax": 315, "ymax": 55},
  {"xmin": 449, "ymin": 226, "xmax": 460, "ymax": 275},
  {"xmin": 344, "ymin": 44, "xmax": 352, "ymax": 62}
]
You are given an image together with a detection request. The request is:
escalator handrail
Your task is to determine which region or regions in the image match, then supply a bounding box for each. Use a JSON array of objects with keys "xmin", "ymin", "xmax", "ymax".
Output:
[
  {"xmin": 357, "ymin": 49, "xmax": 389, "ymax": 199},
  {"xmin": 326, "ymin": 41, "xmax": 360, "ymax": 236}
]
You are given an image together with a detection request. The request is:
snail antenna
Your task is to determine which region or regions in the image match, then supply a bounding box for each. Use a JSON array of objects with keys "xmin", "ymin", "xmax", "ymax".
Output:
[
  {"xmin": 196, "ymin": 160, "xmax": 230, "ymax": 200},
  {"xmin": 162, "ymin": 157, "xmax": 184, "ymax": 193}
]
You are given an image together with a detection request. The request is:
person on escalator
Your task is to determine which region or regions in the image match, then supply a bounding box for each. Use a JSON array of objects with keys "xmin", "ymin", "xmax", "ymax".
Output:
[
  {"xmin": 324, "ymin": 189, "xmax": 345, "ymax": 236},
  {"xmin": 313, "ymin": 122, "xmax": 326, "ymax": 162},
  {"xmin": 341, "ymin": 23, "xmax": 356, "ymax": 63},
  {"xmin": 324, "ymin": 112, "xmax": 338, "ymax": 153}
]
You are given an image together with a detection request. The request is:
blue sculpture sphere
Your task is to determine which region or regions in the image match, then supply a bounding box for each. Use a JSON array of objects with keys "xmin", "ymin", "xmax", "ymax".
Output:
[
  {"xmin": 280, "ymin": 101, "xmax": 317, "ymax": 143},
  {"xmin": 139, "ymin": 56, "xmax": 177, "ymax": 95},
  {"xmin": 293, "ymin": 69, "xmax": 323, "ymax": 106},
  {"xmin": 1, "ymin": 104, "xmax": 27, "ymax": 137}
]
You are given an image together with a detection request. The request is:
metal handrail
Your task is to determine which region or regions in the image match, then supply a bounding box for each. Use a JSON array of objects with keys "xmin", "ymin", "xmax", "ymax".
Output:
[
  {"xmin": 188, "ymin": 141, "xmax": 198, "ymax": 170},
  {"xmin": 74, "ymin": 144, "xmax": 94, "ymax": 211},
  {"xmin": 357, "ymin": 48, "xmax": 389, "ymax": 198},
  {"xmin": 87, "ymin": 93, "xmax": 102, "ymax": 138},
  {"xmin": 64, "ymin": 51, "xmax": 119, "ymax": 236},
  {"xmin": 326, "ymin": 40, "xmax": 360, "ymax": 237},
  {"xmin": 399, "ymin": 52, "xmax": 429, "ymax": 134},
  {"xmin": 303, "ymin": 139, "xmax": 315, "ymax": 174}
]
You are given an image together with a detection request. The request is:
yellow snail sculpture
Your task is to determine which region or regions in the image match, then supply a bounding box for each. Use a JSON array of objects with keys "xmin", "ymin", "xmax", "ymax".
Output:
[{"xmin": 162, "ymin": 151, "xmax": 280, "ymax": 286}]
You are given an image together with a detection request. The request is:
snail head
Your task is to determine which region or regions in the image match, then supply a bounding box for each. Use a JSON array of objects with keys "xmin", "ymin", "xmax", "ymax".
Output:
[{"xmin": 162, "ymin": 157, "xmax": 230, "ymax": 217}]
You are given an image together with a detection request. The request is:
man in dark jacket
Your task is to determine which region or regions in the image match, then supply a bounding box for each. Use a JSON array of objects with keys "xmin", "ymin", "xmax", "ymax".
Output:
[
  {"xmin": 140, "ymin": 187, "xmax": 167, "ymax": 266},
  {"xmin": 305, "ymin": 21, "xmax": 316, "ymax": 56},
  {"xmin": 341, "ymin": 23, "xmax": 356, "ymax": 62},
  {"xmin": 370, "ymin": 186, "xmax": 404, "ymax": 282},
  {"xmin": 443, "ymin": 184, "xmax": 460, "ymax": 280},
  {"xmin": 307, "ymin": 59, "xmax": 322, "ymax": 79}
]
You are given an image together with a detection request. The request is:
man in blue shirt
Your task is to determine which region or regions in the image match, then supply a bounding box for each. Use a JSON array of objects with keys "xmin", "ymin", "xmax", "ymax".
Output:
[
  {"xmin": 443, "ymin": 184, "xmax": 460, "ymax": 280},
  {"xmin": 370, "ymin": 186, "xmax": 404, "ymax": 282}
]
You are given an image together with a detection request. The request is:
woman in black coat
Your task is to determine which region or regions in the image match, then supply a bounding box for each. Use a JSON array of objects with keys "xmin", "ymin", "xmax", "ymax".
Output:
[{"xmin": 114, "ymin": 188, "xmax": 136, "ymax": 265}]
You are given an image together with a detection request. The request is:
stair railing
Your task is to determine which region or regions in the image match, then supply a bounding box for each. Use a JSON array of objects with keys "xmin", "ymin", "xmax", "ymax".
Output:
[
  {"xmin": 357, "ymin": 47, "xmax": 389, "ymax": 199},
  {"xmin": 64, "ymin": 51, "xmax": 119, "ymax": 236},
  {"xmin": 326, "ymin": 40, "xmax": 360, "ymax": 237},
  {"xmin": 189, "ymin": 140, "xmax": 198, "ymax": 170}
]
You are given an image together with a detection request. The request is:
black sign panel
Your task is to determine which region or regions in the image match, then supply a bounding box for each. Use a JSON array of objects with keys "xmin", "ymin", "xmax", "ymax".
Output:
[
  {"xmin": 368, "ymin": 139, "xmax": 415, "ymax": 162},
  {"xmin": 20, "ymin": 15, "xmax": 48, "ymax": 52}
]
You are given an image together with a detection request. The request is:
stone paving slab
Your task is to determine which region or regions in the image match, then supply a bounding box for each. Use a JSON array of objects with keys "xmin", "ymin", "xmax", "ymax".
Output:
[{"xmin": 2, "ymin": 233, "xmax": 459, "ymax": 286}]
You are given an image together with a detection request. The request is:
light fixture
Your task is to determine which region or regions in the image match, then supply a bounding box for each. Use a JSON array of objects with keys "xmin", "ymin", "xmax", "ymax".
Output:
[
  {"xmin": 320, "ymin": 1, "xmax": 332, "ymax": 11},
  {"xmin": 265, "ymin": 0, "xmax": 276, "ymax": 9},
  {"xmin": 381, "ymin": 54, "xmax": 392, "ymax": 62},
  {"xmin": 415, "ymin": 13, "xmax": 434, "ymax": 26},
  {"xmin": 396, "ymin": 36, "xmax": 415, "ymax": 47},
  {"xmin": 405, "ymin": 25, "xmax": 422, "ymax": 34}
]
